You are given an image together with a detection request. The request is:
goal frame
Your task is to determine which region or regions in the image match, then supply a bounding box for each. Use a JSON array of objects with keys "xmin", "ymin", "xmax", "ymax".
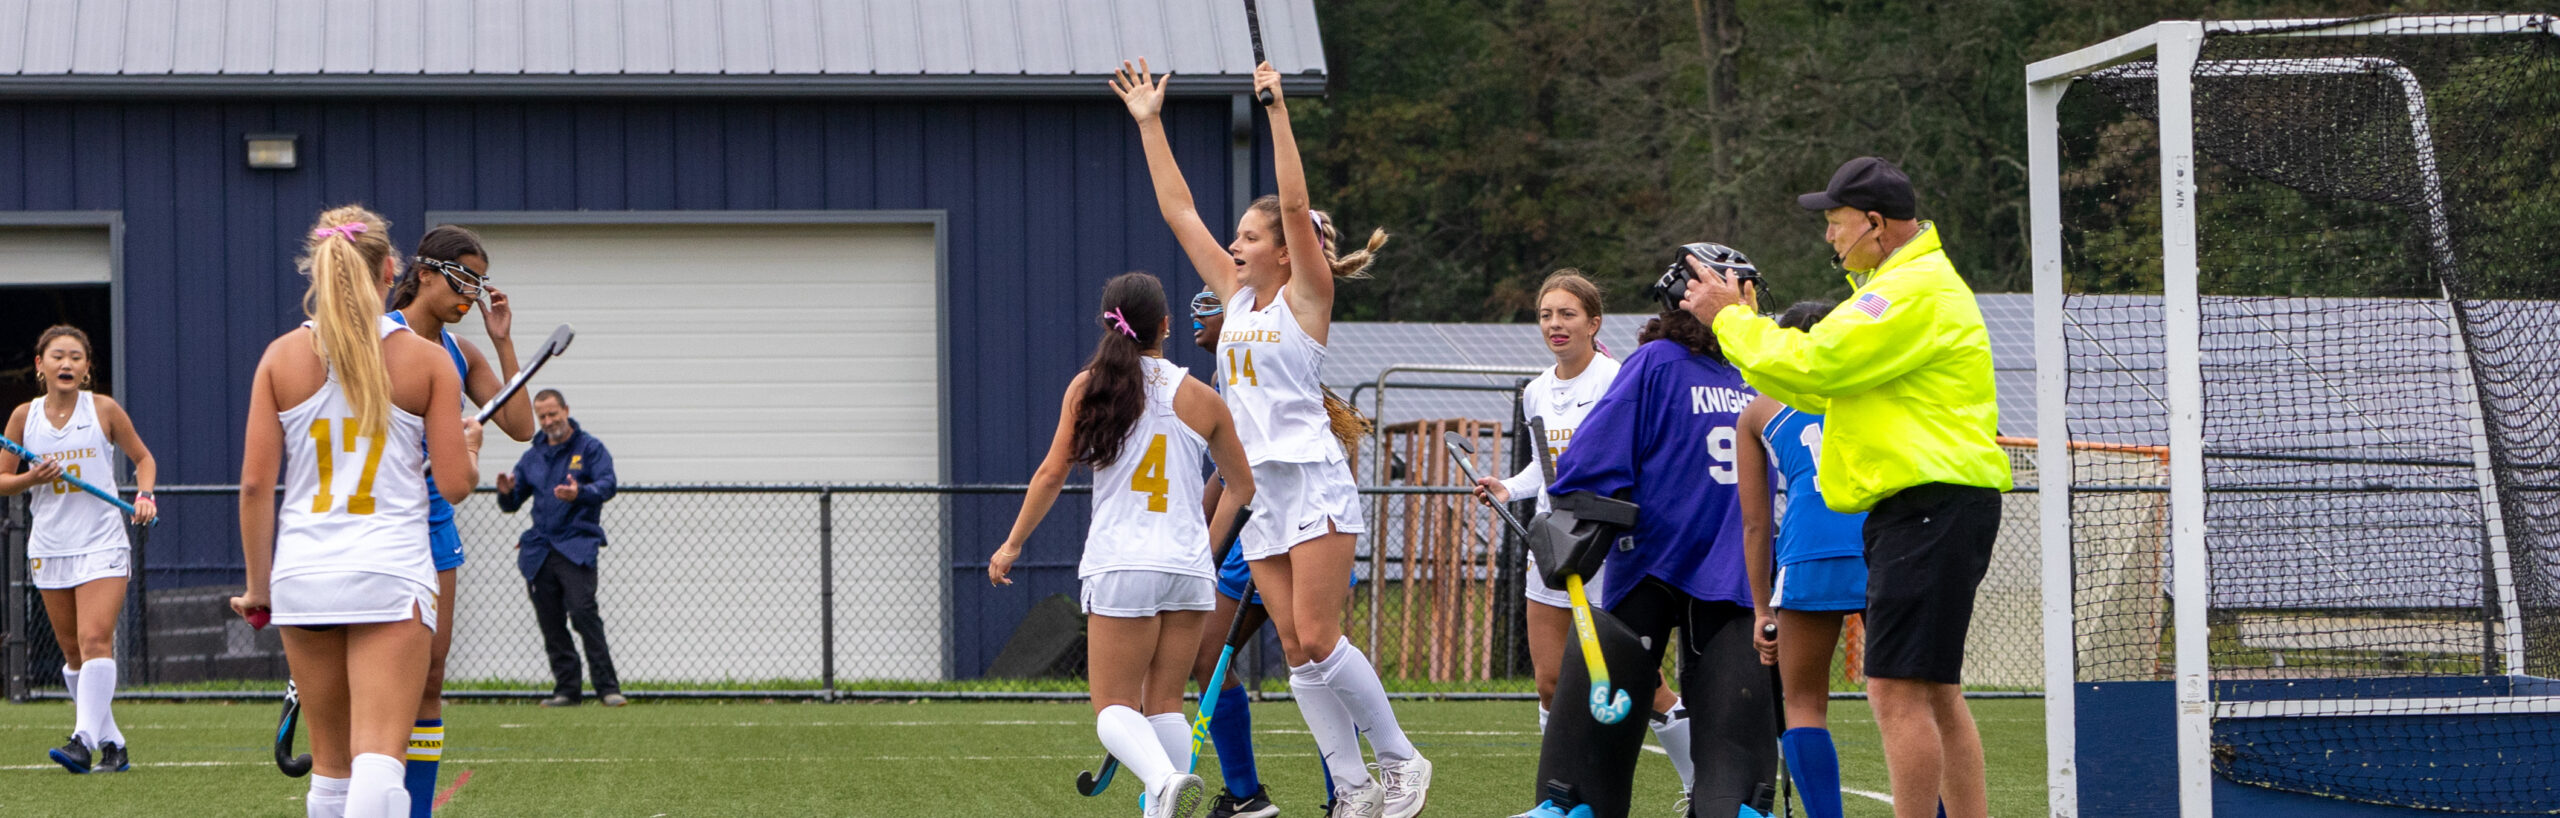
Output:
[{"xmin": 2025, "ymin": 15, "xmax": 2556, "ymax": 818}]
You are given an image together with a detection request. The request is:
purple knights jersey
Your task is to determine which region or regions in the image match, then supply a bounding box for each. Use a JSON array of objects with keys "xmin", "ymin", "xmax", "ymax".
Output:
[{"xmin": 1549, "ymin": 338, "xmax": 1757, "ymax": 610}]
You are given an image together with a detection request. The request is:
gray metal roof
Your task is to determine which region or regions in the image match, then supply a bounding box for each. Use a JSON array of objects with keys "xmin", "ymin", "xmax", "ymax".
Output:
[{"xmin": 0, "ymin": 0, "xmax": 1327, "ymax": 97}]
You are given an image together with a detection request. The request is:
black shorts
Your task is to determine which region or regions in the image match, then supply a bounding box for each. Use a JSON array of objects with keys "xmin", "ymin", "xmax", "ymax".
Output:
[{"xmin": 1862, "ymin": 482, "xmax": 2001, "ymax": 684}]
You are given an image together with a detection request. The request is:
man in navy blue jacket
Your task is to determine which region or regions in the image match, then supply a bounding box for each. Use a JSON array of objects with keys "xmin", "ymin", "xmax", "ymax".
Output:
[{"xmin": 495, "ymin": 389, "xmax": 623, "ymax": 707}]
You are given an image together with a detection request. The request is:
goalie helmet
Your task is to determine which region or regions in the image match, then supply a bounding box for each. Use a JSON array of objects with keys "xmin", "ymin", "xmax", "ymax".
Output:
[{"xmin": 1647, "ymin": 242, "xmax": 1760, "ymax": 313}]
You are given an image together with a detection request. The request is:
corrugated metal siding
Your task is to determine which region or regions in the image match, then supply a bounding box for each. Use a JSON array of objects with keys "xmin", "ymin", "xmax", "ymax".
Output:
[
  {"xmin": 0, "ymin": 0, "xmax": 1326, "ymax": 78},
  {"xmin": 0, "ymin": 95, "xmax": 1250, "ymax": 676}
]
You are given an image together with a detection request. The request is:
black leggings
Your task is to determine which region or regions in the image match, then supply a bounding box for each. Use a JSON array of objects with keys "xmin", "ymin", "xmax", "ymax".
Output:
[{"xmin": 1533, "ymin": 577, "xmax": 1778, "ymax": 818}]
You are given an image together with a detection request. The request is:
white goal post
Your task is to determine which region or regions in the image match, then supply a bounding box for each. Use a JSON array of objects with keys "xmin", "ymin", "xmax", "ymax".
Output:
[{"xmin": 2024, "ymin": 15, "xmax": 2556, "ymax": 818}]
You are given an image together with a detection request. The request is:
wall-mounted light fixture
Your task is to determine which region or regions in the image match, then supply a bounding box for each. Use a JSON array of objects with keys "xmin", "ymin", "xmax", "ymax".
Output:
[{"xmin": 244, "ymin": 133, "xmax": 298, "ymax": 170}]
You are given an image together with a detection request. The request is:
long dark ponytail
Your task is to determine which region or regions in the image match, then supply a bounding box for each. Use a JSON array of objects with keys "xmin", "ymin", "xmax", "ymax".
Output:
[{"xmin": 1071, "ymin": 272, "xmax": 1170, "ymax": 468}]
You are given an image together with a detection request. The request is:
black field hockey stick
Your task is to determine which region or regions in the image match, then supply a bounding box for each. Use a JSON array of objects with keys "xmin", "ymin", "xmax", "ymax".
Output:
[
  {"xmin": 274, "ymin": 680, "xmax": 312, "ymax": 777},
  {"xmin": 1075, "ymin": 755, "xmax": 1119, "ymax": 797},
  {"xmin": 1445, "ymin": 433, "xmax": 1532, "ymax": 541},
  {"xmin": 1242, "ymin": 0, "xmax": 1274, "ymax": 106},
  {"xmin": 472, "ymin": 324, "xmax": 574, "ymax": 425},
  {"xmin": 1765, "ymin": 621, "xmax": 1793, "ymax": 817}
]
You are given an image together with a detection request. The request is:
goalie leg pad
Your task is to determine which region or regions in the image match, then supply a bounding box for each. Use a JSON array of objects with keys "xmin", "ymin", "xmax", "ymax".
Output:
[
  {"xmin": 1679, "ymin": 603, "xmax": 1783, "ymax": 818},
  {"xmin": 1532, "ymin": 589, "xmax": 1669, "ymax": 818}
]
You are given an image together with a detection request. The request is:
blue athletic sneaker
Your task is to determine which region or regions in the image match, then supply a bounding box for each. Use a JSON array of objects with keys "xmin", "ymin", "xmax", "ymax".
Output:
[{"xmin": 1506, "ymin": 800, "xmax": 1593, "ymax": 818}]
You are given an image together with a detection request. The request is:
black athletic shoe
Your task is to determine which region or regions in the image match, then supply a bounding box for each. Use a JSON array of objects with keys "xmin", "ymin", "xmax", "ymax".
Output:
[
  {"xmin": 1208, "ymin": 789, "xmax": 1280, "ymax": 818},
  {"xmin": 47, "ymin": 736, "xmax": 91, "ymax": 774},
  {"xmin": 94, "ymin": 741, "xmax": 129, "ymax": 773}
]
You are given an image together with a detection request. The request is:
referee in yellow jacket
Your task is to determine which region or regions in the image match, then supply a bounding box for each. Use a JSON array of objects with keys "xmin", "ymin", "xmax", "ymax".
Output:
[{"xmin": 1679, "ymin": 156, "xmax": 2011, "ymax": 818}]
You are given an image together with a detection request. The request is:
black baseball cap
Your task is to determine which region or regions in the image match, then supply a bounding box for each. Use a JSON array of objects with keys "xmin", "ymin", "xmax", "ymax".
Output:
[{"xmin": 1798, "ymin": 156, "xmax": 1916, "ymax": 220}]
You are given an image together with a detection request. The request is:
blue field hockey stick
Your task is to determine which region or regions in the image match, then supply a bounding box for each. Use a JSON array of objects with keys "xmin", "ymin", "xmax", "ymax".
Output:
[
  {"xmin": 0, "ymin": 434, "xmax": 151, "ymax": 525},
  {"xmin": 1189, "ymin": 508, "xmax": 1259, "ymax": 772}
]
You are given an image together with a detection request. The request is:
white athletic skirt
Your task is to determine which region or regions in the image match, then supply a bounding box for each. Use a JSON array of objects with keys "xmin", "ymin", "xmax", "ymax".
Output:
[
  {"xmin": 271, "ymin": 571, "xmax": 439, "ymax": 632},
  {"xmin": 1522, "ymin": 548, "xmax": 1605, "ymax": 610},
  {"xmin": 1080, "ymin": 569, "xmax": 1216, "ymax": 618},
  {"xmin": 1239, "ymin": 459, "xmax": 1369, "ymax": 562},
  {"xmin": 30, "ymin": 547, "xmax": 128, "ymax": 590}
]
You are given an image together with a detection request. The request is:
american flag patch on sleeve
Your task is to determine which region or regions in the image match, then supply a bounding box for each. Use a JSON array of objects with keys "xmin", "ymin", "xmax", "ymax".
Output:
[{"xmin": 1852, "ymin": 292, "xmax": 1891, "ymax": 319}]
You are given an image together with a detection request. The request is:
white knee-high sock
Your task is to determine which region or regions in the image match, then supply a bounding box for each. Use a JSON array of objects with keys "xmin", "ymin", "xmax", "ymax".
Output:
[
  {"xmin": 61, "ymin": 665, "xmax": 84, "ymax": 744},
  {"xmin": 1289, "ymin": 655, "xmax": 1371, "ymax": 790},
  {"xmin": 348, "ymin": 753, "xmax": 410, "ymax": 818},
  {"xmin": 1652, "ymin": 699, "xmax": 1696, "ymax": 793},
  {"xmin": 1096, "ymin": 705, "xmax": 1176, "ymax": 791},
  {"xmin": 1148, "ymin": 712, "xmax": 1193, "ymax": 772},
  {"xmin": 1316, "ymin": 638, "xmax": 1418, "ymax": 765},
  {"xmin": 76, "ymin": 659, "xmax": 120, "ymax": 746},
  {"xmin": 307, "ymin": 775, "xmax": 350, "ymax": 818}
]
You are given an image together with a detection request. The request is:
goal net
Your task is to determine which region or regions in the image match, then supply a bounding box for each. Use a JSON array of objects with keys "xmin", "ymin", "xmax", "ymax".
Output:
[{"xmin": 2032, "ymin": 14, "xmax": 2560, "ymax": 815}]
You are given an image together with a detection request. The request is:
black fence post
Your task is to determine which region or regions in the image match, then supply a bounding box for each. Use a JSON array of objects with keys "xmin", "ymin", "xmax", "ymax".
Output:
[
  {"xmin": 4, "ymin": 496, "xmax": 24, "ymax": 702},
  {"xmin": 820, "ymin": 488, "xmax": 836, "ymax": 701},
  {"xmin": 129, "ymin": 517, "xmax": 148, "ymax": 686},
  {"xmin": 1502, "ymin": 379, "xmax": 1534, "ymax": 678}
]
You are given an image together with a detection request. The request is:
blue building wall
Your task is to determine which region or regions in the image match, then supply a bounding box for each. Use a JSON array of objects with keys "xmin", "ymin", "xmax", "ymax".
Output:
[{"xmin": 0, "ymin": 95, "xmax": 1267, "ymax": 677}]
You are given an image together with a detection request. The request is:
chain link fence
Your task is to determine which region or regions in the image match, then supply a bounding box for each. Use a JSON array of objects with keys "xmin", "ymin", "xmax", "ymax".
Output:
[{"xmin": 4, "ymin": 477, "xmax": 2047, "ymax": 700}]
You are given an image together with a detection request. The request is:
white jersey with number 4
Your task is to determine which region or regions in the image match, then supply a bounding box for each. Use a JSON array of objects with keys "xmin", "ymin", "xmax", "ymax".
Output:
[
  {"xmin": 1217, "ymin": 285, "xmax": 1345, "ymax": 466},
  {"xmin": 1082, "ymin": 357, "xmax": 1213, "ymax": 581},
  {"xmin": 272, "ymin": 317, "xmax": 436, "ymax": 607},
  {"xmin": 23, "ymin": 391, "xmax": 128, "ymax": 558}
]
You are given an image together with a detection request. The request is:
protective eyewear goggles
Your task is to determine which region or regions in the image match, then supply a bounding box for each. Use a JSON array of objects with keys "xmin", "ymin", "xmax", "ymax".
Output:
[
  {"xmin": 421, "ymin": 258, "xmax": 490, "ymax": 300},
  {"xmin": 1190, "ymin": 290, "xmax": 1224, "ymax": 330}
]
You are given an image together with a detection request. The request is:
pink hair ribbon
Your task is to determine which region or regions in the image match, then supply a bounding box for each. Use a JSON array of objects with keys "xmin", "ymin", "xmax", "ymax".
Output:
[
  {"xmin": 1104, "ymin": 308, "xmax": 1139, "ymax": 339},
  {"xmin": 312, "ymin": 222, "xmax": 368, "ymax": 242}
]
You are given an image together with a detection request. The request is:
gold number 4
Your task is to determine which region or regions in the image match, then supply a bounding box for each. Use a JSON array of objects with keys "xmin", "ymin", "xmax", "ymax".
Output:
[
  {"xmin": 308, "ymin": 418, "xmax": 389, "ymax": 515},
  {"xmin": 1224, "ymin": 347, "xmax": 1260, "ymax": 387},
  {"xmin": 1129, "ymin": 433, "xmax": 1171, "ymax": 513}
]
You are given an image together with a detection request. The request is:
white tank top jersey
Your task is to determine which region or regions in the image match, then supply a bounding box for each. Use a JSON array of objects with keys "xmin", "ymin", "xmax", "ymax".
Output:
[
  {"xmin": 1216, "ymin": 285, "xmax": 1345, "ymax": 466},
  {"xmin": 1082, "ymin": 357, "xmax": 1214, "ymax": 580},
  {"xmin": 23, "ymin": 391, "xmax": 128, "ymax": 558},
  {"xmin": 1503, "ymin": 356, "xmax": 1624, "ymax": 515},
  {"xmin": 271, "ymin": 316, "xmax": 435, "ymax": 594}
]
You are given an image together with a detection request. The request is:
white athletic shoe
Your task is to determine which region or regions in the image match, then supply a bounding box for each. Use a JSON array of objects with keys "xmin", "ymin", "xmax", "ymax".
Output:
[
  {"xmin": 1332, "ymin": 777, "xmax": 1388, "ymax": 818},
  {"xmin": 1146, "ymin": 773, "xmax": 1209, "ymax": 818},
  {"xmin": 1378, "ymin": 757, "xmax": 1433, "ymax": 818}
]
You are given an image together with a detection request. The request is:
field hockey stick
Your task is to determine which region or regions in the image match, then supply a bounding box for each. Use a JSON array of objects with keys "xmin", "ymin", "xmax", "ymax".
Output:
[
  {"xmin": 274, "ymin": 679, "xmax": 313, "ymax": 777},
  {"xmin": 1075, "ymin": 755, "xmax": 1119, "ymax": 797},
  {"xmin": 473, "ymin": 324, "xmax": 574, "ymax": 425},
  {"xmin": 1530, "ymin": 417, "xmax": 1631, "ymax": 725},
  {"xmin": 1765, "ymin": 622, "xmax": 1793, "ymax": 817},
  {"xmin": 0, "ymin": 435, "xmax": 152, "ymax": 525},
  {"xmin": 1242, "ymin": 0, "xmax": 1274, "ymax": 106},
  {"xmin": 1187, "ymin": 507, "xmax": 1256, "ymax": 770},
  {"xmin": 1444, "ymin": 434, "xmax": 1532, "ymax": 541}
]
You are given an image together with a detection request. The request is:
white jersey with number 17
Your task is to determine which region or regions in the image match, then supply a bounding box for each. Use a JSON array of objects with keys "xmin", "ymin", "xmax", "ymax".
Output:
[
  {"xmin": 1082, "ymin": 357, "xmax": 1213, "ymax": 581},
  {"xmin": 272, "ymin": 316, "xmax": 435, "ymax": 596}
]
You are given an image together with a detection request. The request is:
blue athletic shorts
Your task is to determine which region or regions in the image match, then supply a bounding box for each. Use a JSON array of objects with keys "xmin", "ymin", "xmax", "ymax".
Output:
[
  {"xmin": 1211, "ymin": 540, "xmax": 1354, "ymax": 604},
  {"xmin": 428, "ymin": 501, "xmax": 465, "ymax": 572},
  {"xmin": 1773, "ymin": 556, "xmax": 1865, "ymax": 612}
]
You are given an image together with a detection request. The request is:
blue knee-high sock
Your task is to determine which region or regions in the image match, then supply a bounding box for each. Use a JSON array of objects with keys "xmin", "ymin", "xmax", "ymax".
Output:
[
  {"xmin": 1208, "ymin": 684, "xmax": 1264, "ymax": 797},
  {"xmin": 1780, "ymin": 727, "xmax": 1845, "ymax": 818},
  {"xmin": 405, "ymin": 719, "xmax": 444, "ymax": 818}
]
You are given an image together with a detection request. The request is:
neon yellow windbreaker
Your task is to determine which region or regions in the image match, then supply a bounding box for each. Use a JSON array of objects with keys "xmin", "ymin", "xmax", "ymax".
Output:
[{"xmin": 1711, "ymin": 223, "xmax": 2012, "ymax": 512}]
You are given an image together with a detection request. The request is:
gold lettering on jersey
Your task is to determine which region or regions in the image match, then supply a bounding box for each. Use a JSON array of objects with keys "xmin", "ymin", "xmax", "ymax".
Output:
[
  {"xmin": 1219, "ymin": 330, "xmax": 1283, "ymax": 344},
  {"xmin": 37, "ymin": 449, "xmax": 99, "ymax": 462}
]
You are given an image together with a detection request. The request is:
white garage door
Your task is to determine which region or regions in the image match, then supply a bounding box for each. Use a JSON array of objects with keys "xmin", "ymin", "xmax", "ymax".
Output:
[
  {"xmin": 0, "ymin": 227, "xmax": 111, "ymax": 285},
  {"xmin": 438, "ymin": 220, "xmax": 947, "ymax": 684},
  {"xmin": 453, "ymin": 222, "xmax": 940, "ymax": 484}
]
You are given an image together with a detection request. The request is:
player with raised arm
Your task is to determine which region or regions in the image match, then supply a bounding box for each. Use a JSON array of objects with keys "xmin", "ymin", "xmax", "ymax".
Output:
[
  {"xmin": 1, "ymin": 325, "xmax": 158, "ymax": 774},
  {"xmin": 1115, "ymin": 59, "xmax": 1427, "ymax": 818},
  {"xmin": 233, "ymin": 206, "xmax": 476, "ymax": 818},
  {"xmin": 1468, "ymin": 271, "xmax": 1697, "ymax": 805},
  {"xmin": 1512, "ymin": 247, "xmax": 1778, "ymax": 818},
  {"xmin": 385, "ymin": 224, "xmax": 532, "ymax": 815},
  {"xmin": 1738, "ymin": 301, "xmax": 1868, "ymax": 818},
  {"xmin": 991, "ymin": 273, "xmax": 1257, "ymax": 818}
]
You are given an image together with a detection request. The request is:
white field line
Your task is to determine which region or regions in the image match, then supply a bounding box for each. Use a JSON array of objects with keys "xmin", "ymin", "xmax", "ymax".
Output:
[{"xmin": 1644, "ymin": 746, "xmax": 1901, "ymax": 810}]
